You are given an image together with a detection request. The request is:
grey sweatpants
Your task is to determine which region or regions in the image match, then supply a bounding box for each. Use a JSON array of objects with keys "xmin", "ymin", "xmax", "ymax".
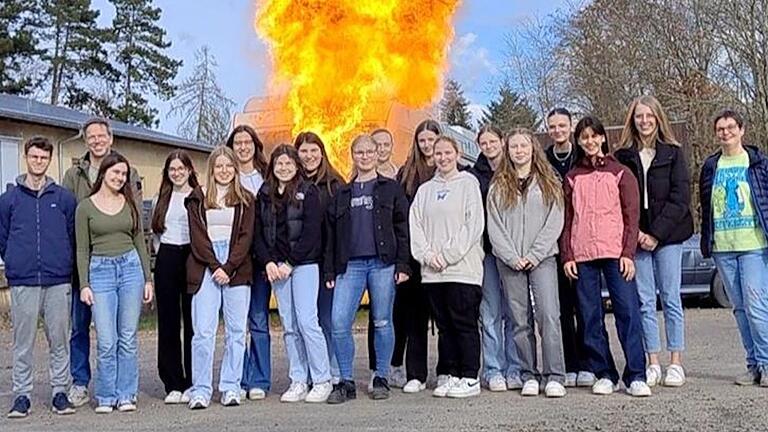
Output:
[
  {"xmin": 11, "ymin": 283, "xmax": 72, "ymax": 398},
  {"xmin": 497, "ymin": 257, "xmax": 566, "ymax": 383}
]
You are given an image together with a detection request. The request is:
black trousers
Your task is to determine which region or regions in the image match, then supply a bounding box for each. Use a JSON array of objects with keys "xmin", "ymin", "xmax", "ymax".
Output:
[
  {"xmin": 556, "ymin": 254, "xmax": 589, "ymax": 373},
  {"xmin": 154, "ymin": 243, "xmax": 193, "ymax": 393},
  {"xmin": 426, "ymin": 282, "xmax": 482, "ymax": 379}
]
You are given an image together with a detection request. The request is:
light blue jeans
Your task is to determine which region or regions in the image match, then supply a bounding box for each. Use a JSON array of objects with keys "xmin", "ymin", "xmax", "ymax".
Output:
[
  {"xmin": 635, "ymin": 244, "xmax": 685, "ymax": 353},
  {"xmin": 713, "ymin": 248, "xmax": 768, "ymax": 370},
  {"xmin": 190, "ymin": 240, "xmax": 251, "ymax": 402},
  {"xmin": 331, "ymin": 258, "xmax": 396, "ymax": 381},
  {"xmin": 272, "ymin": 263, "xmax": 331, "ymax": 384},
  {"xmin": 480, "ymin": 255, "xmax": 521, "ymax": 380},
  {"xmin": 89, "ymin": 249, "xmax": 145, "ymax": 407}
]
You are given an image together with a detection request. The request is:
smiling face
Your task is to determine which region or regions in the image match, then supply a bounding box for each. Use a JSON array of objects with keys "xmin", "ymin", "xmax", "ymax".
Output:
[
  {"xmin": 547, "ymin": 113, "xmax": 572, "ymax": 145},
  {"xmin": 352, "ymin": 138, "xmax": 378, "ymax": 174},
  {"xmin": 213, "ymin": 154, "xmax": 236, "ymax": 186},
  {"xmin": 168, "ymin": 158, "xmax": 190, "ymax": 188},
  {"xmin": 577, "ymin": 127, "xmax": 606, "ymax": 158},
  {"xmin": 507, "ymin": 134, "xmax": 533, "ymax": 168},
  {"xmin": 232, "ymin": 131, "xmax": 256, "ymax": 166},
  {"xmin": 103, "ymin": 162, "xmax": 128, "ymax": 194},
  {"xmin": 274, "ymin": 154, "xmax": 299, "ymax": 183},
  {"xmin": 25, "ymin": 146, "xmax": 52, "ymax": 177},
  {"xmin": 633, "ymin": 103, "xmax": 658, "ymax": 140},
  {"xmin": 84, "ymin": 123, "xmax": 113, "ymax": 159},
  {"xmin": 297, "ymin": 142, "xmax": 322, "ymax": 174},
  {"xmin": 417, "ymin": 129, "xmax": 438, "ymax": 158},
  {"xmin": 715, "ymin": 116, "xmax": 745, "ymax": 149},
  {"xmin": 433, "ymin": 139, "xmax": 458, "ymax": 175},
  {"xmin": 478, "ymin": 131, "xmax": 503, "ymax": 162},
  {"xmin": 372, "ymin": 131, "xmax": 394, "ymax": 164}
]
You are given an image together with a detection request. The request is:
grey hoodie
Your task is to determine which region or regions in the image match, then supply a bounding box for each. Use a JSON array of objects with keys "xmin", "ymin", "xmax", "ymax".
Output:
[
  {"xmin": 409, "ymin": 170, "xmax": 484, "ymax": 286},
  {"xmin": 487, "ymin": 178, "xmax": 564, "ymax": 268}
]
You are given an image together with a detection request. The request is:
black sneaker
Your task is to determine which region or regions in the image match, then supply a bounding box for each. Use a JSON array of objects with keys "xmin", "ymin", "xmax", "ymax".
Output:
[
  {"xmin": 327, "ymin": 380, "xmax": 356, "ymax": 404},
  {"xmin": 7, "ymin": 395, "xmax": 31, "ymax": 418},
  {"xmin": 52, "ymin": 392, "xmax": 76, "ymax": 415},
  {"xmin": 370, "ymin": 376, "xmax": 390, "ymax": 400}
]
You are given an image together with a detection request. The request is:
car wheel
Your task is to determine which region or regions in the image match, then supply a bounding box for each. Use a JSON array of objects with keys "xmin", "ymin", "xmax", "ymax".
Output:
[{"xmin": 711, "ymin": 272, "xmax": 731, "ymax": 308}]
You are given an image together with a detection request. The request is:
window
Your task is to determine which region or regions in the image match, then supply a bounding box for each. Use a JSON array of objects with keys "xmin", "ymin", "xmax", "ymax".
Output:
[{"xmin": 0, "ymin": 136, "xmax": 20, "ymax": 192}]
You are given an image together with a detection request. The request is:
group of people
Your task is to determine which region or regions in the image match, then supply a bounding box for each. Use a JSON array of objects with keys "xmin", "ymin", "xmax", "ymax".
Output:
[{"xmin": 3, "ymin": 95, "xmax": 768, "ymax": 418}]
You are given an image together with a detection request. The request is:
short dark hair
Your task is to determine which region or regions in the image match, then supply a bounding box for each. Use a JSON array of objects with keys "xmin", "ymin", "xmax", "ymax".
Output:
[
  {"xmin": 574, "ymin": 115, "xmax": 610, "ymax": 159},
  {"xmin": 547, "ymin": 108, "xmax": 572, "ymax": 122},
  {"xmin": 713, "ymin": 109, "xmax": 745, "ymax": 130},
  {"xmin": 81, "ymin": 117, "xmax": 113, "ymax": 138},
  {"xmin": 24, "ymin": 136, "xmax": 54, "ymax": 156}
]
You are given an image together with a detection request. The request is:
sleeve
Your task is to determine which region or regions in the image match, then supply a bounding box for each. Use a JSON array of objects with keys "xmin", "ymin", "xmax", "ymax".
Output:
[
  {"xmin": 648, "ymin": 149, "xmax": 691, "ymax": 242},
  {"xmin": 64, "ymin": 191, "xmax": 77, "ymax": 263},
  {"xmin": 75, "ymin": 202, "xmax": 92, "ymax": 289},
  {"xmin": 524, "ymin": 198, "xmax": 565, "ymax": 267},
  {"xmin": 62, "ymin": 168, "xmax": 75, "ymax": 194},
  {"xmin": 440, "ymin": 180, "xmax": 485, "ymax": 265},
  {"xmin": 486, "ymin": 187, "xmax": 522, "ymax": 268},
  {"xmin": 619, "ymin": 168, "xmax": 641, "ymax": 259},
  {"xmin": 186, "ymin": 197, "xmax": 222, "ymax": 272},
  {"xmin": 392, "ymin": 185, "xmax": 412, "ymax": 276},
  {"xmin": 559, "ymin": 176, "xmax": 575, "ymax": 263},
  {"xmin": 221, "ymin": 197, "xmax": 256, "ymax": 276},
  {"xmin": 252, "ymin": 196, "xmax": 273, "ymax": 267},
  {"xmin": 131, "ymin": 203, "xmax": 152, "ymax": 282},
  {"xmin": 0, "ymin": 192, "xmax": 11, "ymax": 260},
  {"xmin": 288, "ymin": 187, "xmax": 323, "ymax": 265},
  {"xmin": 323, "ymin": 197, "xmax": 337, "ymax": 283},
  {"xmin": 408, "ymin": 188, "xmax": 434, "ymax": 266}
]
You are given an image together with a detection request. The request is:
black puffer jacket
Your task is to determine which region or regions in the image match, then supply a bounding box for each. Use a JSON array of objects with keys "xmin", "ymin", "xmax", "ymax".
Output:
[{"xmin": 468, "ymin": 153, "xmax": 495, "ymax": 254}]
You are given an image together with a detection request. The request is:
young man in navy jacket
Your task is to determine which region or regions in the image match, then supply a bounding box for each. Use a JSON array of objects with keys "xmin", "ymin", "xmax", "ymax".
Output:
[{"xmin": 0, "ymin": 137, "xmax": 78, "ymax": 418}]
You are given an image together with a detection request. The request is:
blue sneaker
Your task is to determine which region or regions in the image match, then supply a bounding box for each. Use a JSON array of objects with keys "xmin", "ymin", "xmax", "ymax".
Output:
[
  {"xmin": 7, "ymin": 395, "xmax": 31, "ymax": 418},
  {"xmin": 52, "ymin": 392, "xmax": 76, "ymax": 415}
]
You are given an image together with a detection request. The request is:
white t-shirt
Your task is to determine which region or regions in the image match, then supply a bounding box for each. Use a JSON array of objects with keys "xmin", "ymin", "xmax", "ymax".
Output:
[
  {"xmin": 206, "ymin": 185, "xmax": 235, "ymax": 241},
  {"xmin": 160, "ymin": 190, "xmax": 191, "ymax": 245}
]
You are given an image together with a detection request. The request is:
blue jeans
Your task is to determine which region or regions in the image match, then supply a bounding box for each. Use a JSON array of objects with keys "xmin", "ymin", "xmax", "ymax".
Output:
[
  {"xmin": 635, "ymin": 244, "xmax": 685, "ymax": 353},
  {"xmin": 272, "ymin": 263, "xmax": 331, "ymax": 384},
  {"xmin": 70, "ymin": 278, "xmax": 92, "ymax": 387},
  {"xmin": 331, "ymin": 258, "xmax": 396, "ymax": 381},
  {"xmin": 89, "ymin": 249, "xmax": 145, "ymax": 406},
  {"xmin": 241, "ymin": 271, "xmax": 272, "ymax": 392},
  {"xmin": 190, "ymin": 240, "xmax": 251, "ymax": 401},
  {"xmin": 713, "ymin": 248, "xmax": 768, "ymax": 369},
  {"xmin": 317, "ymin": 271, "xmax": 340, "ymax": 381},
  {"xmin": 575, "ymin": 259, "xmax": 646, "ymax": 386},
  {"xmin": 479, "ymin": 255, "xmax": 520, "ymax": 380}
]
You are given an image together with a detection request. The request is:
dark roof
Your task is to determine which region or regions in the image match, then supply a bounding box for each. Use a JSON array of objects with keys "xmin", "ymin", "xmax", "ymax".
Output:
[{"xmin": 0, "ymin": 93, "xmax": 213, "ymax": 152}]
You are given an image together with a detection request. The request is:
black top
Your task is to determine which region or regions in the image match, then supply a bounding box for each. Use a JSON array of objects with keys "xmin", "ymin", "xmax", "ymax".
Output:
[
  {"xmin": 349, "ymin": 179, "xmax": 378, "ymax": 258},
  {"xmin": 274, "ymin": 192, "xmax": 291, "ymax": 262},
  {"xmin": 545, "ymin": 143, "xmax": 578, "ymax": 181}
]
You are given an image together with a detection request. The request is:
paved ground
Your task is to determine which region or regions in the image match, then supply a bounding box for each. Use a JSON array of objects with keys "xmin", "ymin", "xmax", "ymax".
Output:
[{"xmin": 0, "ymin": 306, "xmax": 766, "ymax": 432}]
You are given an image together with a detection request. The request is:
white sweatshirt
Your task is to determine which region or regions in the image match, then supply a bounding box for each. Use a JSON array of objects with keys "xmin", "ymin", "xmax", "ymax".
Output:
[{"xmin": 409, "ymin": 170, "xmax": 485, "ymax": 286}]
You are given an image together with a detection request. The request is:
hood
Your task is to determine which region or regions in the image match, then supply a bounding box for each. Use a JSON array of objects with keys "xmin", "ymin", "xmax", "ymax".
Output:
[
  {"xmin": 432, "ymin": 170, "xmax": 473, "ymax": 184},
  {"xmin": 15, "ymin": 175, "xmax": 56, "ymax": 196}
]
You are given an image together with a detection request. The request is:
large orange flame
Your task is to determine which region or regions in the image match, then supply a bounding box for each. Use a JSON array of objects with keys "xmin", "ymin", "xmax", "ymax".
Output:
[{"xmin": 255, "ymin": 0, "xmax": 462, "ymax": 174}]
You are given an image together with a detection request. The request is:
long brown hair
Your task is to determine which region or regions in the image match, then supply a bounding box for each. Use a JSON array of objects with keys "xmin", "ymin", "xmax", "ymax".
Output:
[
  {"xmin": 293, "ymin": 131, "xmax": 343, "ymax": 196},
  {"xmin": 266, "ymin": 144, "xmax": 303, "ymax": 213},
  {"xmin": 225, "ymin": 124, "xmax": 268, "ymax": 176},
  {"xmin": 204, "ymin": 146, "xmax": 250, "ymax": 209},
  {"xmin": 490, "ymin": 128, "xmax": 563, "ymax": 210},
  {"xmin": 90, "ymin": 152, "xmax": 141, "ymax": 234},
  {"xmin": 151, "ymin": 150, "xmax": 200, "ymax": 234},
  {"xmin": 400, "ymin": 119, "xmax": 441, "ymax": 197},
  {"xmin": 617, "ymin": 95, "xmax": 680, "ymax": 150}
]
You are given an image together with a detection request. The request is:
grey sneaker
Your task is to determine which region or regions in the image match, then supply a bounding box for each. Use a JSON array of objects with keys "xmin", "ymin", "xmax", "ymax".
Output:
[
  {"xmin": 68, "ymin": 385, "xmax": 89, "ymax": 407},
  {"xmin": 506, "ymin": 374, "xmax": 523, "ymax": 390},
  {"xmin": 735, "ymin": 369, "xmax": 760, "ymax": 386},
  {"xmin": 760, "ymin": 367, "xmax": 768, "ymax": 387}
]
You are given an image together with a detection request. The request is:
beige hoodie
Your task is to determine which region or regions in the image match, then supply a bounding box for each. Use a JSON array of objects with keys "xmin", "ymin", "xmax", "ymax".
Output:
[{"xmin": 409, "ymin": 170, "xmax": 485, "ymax": 286}]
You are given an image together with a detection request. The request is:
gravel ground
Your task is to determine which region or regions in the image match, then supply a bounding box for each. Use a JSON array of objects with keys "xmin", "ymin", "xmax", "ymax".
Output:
[{"xmin": 0, "ymin": 306, "xmax": 766, "ymax": 432}]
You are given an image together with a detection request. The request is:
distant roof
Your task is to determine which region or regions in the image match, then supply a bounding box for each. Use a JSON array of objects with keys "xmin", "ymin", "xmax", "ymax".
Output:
[{"xmin": 0, "ymin": 93, "xmax": 213, "ymax": 152}]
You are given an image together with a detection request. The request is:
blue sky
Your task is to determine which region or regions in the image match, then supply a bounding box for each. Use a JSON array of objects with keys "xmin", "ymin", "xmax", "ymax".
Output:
[{"xmin": 92, "ymin": 0, "xmax": 569, "ymax": 134}]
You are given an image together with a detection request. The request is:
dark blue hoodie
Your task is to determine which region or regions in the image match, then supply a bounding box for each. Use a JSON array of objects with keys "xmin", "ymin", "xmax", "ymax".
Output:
[{"xmin": 0, "ymin": 175, "xmax": 77, "ymax": 286}]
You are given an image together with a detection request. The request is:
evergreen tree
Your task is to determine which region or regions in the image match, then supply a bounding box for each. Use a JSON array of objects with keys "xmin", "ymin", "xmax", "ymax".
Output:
[
  {"xmin": 481, "ymin": 81, "xmax": 540, "ymax": 131},
  {"xmin": 168, "ymin": 46, "xmax": 234, "ymax": 144},
  {"xmin": 0, "ymin": 0, "xmax": 41, "ymax": 94},
  {"xmin": 439, "ymin": 78, "xmax": 473, "ymax": 129},
  {"xmin": 109, "ymin": 0, "xmax": 182, "ymax": 127}
]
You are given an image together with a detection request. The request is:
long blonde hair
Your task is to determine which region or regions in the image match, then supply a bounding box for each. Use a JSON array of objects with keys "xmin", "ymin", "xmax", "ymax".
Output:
[
  {"xmin": 618, "ymin": 95, "xmax": 680, "ymax": 149},
  {"xmin": 205, "ymin": 146, "xmax": 251, "ymax": 209},
  {"xmin": 491, "ymin": 128, "xmax": 563, "ymax": 210}
]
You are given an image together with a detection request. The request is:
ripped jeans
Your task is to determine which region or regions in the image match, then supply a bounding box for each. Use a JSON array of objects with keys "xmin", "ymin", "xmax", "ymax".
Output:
[{"xmin": 331, "ymin": 258, "xmax": 396, "ymax": 381}]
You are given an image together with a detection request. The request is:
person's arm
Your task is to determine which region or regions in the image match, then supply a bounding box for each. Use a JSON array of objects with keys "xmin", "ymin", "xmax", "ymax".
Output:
[
  {"xmin": 618, "ymin": 168, "xmax": 641, "ymax": 259},
  {"xmin": 486, "ymin": 187, "xmax": 522, "ymax": 268},
  {"xmin": 440, "ymin": 180, "xmax": 485, "ymax": 265},
  {"xmin": 524, "ymin": 197, "xmax": 565, "ymax": 267},
  {"xmin": 186, "ymin": 195, "xmax": 222, "ymax": 271},
  {"xmin": 63, "ymin": 190, "xmax": 77, "ymax": 263},
  {"xmin": 75, "ymin": 201, "xmax": 92, "ymax": 289},
  {"xmin": 221, "ymin": 196, "xmax": 256, "ymax": 276},
  {"xmin": 0, "ymin": 192, "xmax": 11, "ymax": 260},
  {"xmin": 289, "ymin": 187, "xmax": 323, "ymax": 265},
  {"xmin": 62, "ymin": 167, "xmax": 75, "ymax": 194},
  {"xmin": 323, "ymin": 196, "xmax": 338, "ymax": 284},
  {"xmin": 559, "ymin": 176, "xmax": 575, "ymax": 263},
  {"xmin": 131, "ymin": 203, "xmax": 152, "ymax": 282},
  {"xmin": 648, "ymin": 149, "xmax": 691, "ymax": 242},
  {"xmin": 252, "ymin": 196, "xmax": 274, "ymax": 268},
  {"xmin": 408, "ymin": 188, "xmax": 434, "ymax": 266},
  {"xmin": 392, "ymin": 185, "xmax": 412, "ymax": 276}
]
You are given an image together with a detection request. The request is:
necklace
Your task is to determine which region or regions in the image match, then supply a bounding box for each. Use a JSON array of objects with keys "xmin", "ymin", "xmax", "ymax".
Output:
[{"xmin": 553, "ymin": 145, "xmax": 572, "ymax": 162}]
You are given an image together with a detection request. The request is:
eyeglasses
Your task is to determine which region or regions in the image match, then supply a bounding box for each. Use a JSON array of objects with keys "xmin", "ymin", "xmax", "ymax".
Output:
[
  {"xmin": 715, "ymin": 124, "xmax": 740, "ymax": 135},
  {"xmin": 353, "ymin": 149, "xmax": 377, "ymax": 157}
]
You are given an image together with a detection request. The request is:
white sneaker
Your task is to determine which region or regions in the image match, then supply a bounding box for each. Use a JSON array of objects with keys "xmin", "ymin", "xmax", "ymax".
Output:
[
  {"xmin": 436, "ymin": 374, "xmax": 450, "ymax": 388},
  {"xmin": 305, "ymin": 381, "xmax": 333, "ymax": 403},
  {"xmin": 592, "ymin": 378, "xmax": 618, "ymax": 395},
  {"xmin": 180, "ymin": 388, "xmax": 191, "ymax": 403},
  {"xmin": 94, "ymin": 405, "xmax": 113, "ymax": 414},
  {"xmin": 402, "ymin": 379, "xmax": 426, "ymax": 393},
  {"xmin": 646, "ymin": 364, "xmax": 662, "ymax": 387},
  {"xmin": 576, "ymin": 371, "xmax": 596, "ymax": 387},
  {"xmin": 389, "ymin": 366, "xmax": 407, "ymax": 388},
  {"xmin": 220, "ymin": 390, "xmax": 241, "ymax": 406},
  {"xmin": 188, "ymin": 395, "xmax": 209, "ymax": 410},
  {"xmin": 663, "ymin": 364, "xmax": 686, "ymax": 387},
  {"xmin": 627, "ymin": 380, "xmax": 652, "ymax": 397},
  {"xmin": 280, "ymin": 382, "xmax": 309, "ymax": 402},
  {"xmin": 164, "ymin": 391, "xmax": 184, "ymax": 404},
  {"xmin": 506, "ymin": 374, "xmax": 524, "ymax": 390},
  {"xmin": 433, "ymin": 376, "xmax": 460, "ymax": 398},
  {"xmin": 564, "ymin": 372, "xmax": 577, "ymax": 387},
  {"xmin": 521, "ymin": 379, "xmax": 540, "ymax": 396},
  {"xmin": 368, "ymin": 371, "xmax": 376, "ymax": 393},
  {"xmin": 247, "ymin": 388, "xmax": 266, "ymax": 400},
  {"xmin": 487, "ymin": 375, "xmax": 507, "ymax": 392},
  {"xmin": 544, "ymin": 381, "xmax": 567, "ymax": 398},
  {"xmin": 117, "ymin": 401, "xmax": 136, "ymax": 412},
  {"xmin": 68, "ymin": 385, "xmax": 90, "ymax": 408},
  {"xmin": 446, "ymin": 378, "xmax": 481, "ymax": 398}
]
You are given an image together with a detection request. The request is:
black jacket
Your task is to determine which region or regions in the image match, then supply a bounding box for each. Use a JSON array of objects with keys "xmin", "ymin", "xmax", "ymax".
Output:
[
  {"xmin": 614, "ymin": 141, "xmax": 693, "ymax": 246},
  {"xmin": 323, "ymin": 175, "xmax": 411, "ymax": 283},
  {"xmin": 468, "ymin": 153, "xmax": 495, "ymax": 254},
  {"xmin": 545, "ymin": 143, "xmax": 578, "ymax": 181},
  {"xmin": 254, "ymin": 180, "xmax": 322, "ymax": 267}
]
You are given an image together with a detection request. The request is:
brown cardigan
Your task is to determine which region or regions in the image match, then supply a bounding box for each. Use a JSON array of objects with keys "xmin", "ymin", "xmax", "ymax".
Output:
[{"xmin": 185, "ymin": 186, "xmax": 256, "ymax": 294}]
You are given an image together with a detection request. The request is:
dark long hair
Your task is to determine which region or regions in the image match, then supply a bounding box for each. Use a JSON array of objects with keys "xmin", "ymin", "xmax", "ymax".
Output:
[
  {"xmin": 574, "ymin": 116, "xmax": 611, "ymax": 161},
  {"xmin": 400, "ymin": 119, "xmax": 441, "ymax": 197},
  {"xmin": 151, "ymin": 150, "xmax": 200, "ymax": 234},
  {"xmin": 266, "ymin": 144, "xmax": 303, "ymax": 213},
  {"xmin": 293, "ymin": 131, "xmax": 343, "ymax": 196},
  {"xmin": 90, "ymin": 152, "xmax": 140, "ymax": 234},
  {"xmin": 226, "ymin": 124, "xmax": 268, "ymax": 176}
]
